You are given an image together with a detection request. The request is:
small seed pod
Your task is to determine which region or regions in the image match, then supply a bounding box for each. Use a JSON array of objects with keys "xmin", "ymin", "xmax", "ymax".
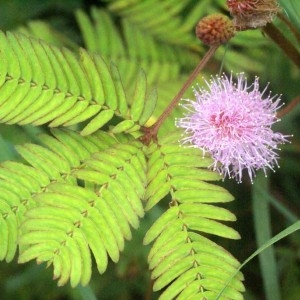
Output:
[{"xmin": 195, "ymin": 14, "xmax": 235, "ymax": 46}]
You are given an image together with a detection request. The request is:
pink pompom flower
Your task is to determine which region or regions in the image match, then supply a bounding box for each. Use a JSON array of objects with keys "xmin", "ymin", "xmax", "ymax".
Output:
[{"xmin": 176, "ymin": 73, "xmax": 289, "ymax": 183}]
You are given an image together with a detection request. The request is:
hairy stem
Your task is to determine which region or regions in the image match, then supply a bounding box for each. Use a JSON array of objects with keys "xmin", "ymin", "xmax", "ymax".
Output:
[{"xmin": 140, "ymin": 45, "xmax": 219, "ymax": 145}]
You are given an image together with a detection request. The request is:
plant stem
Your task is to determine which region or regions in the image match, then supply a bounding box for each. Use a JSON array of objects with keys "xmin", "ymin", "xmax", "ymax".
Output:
[
  {"xmin": 277, "ymin": 12, "xmax": 300, "ymax": 44},
  {"xmin": 277, "ymin": 95, "xmax": 300, "ymax": 118},
  {"xmin": 263, "ymin": 23, "xmax": 300, "ymax": 68},
  {"xmin": 140, "ymin": 45, "xmax": 219, "ymax": 145}
]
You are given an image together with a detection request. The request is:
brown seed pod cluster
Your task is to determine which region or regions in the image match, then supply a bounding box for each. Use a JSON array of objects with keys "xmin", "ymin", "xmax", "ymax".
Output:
[
  {"xmin": 195, "ymin": 13, "xmax": 235, "ymax": 46},
  {"xmin": 227, "ymin": 0, "xmax": 280, "ymax": 29}
]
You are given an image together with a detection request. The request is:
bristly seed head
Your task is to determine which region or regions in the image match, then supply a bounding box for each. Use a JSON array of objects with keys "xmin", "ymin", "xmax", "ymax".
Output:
[
  {"xmin": 176, "ymin": 73, "xmax": 290, "ymax": 183},
  {"xmin": 226, "ymin": 0, "xmax": 280, "ymax": 28},
  {"xmin": 195, "ymin": 13, "xmax": 235, "ymax": 46}
]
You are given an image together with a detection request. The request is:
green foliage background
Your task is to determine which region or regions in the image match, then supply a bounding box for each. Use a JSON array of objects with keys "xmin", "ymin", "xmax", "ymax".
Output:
[{"xmin": 0, "ymin": 0, "xmax": 299, "ymax": 299}]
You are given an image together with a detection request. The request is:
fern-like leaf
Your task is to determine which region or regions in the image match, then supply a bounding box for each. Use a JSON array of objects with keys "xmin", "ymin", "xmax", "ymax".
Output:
[
  {"xmin": 0, "ymin": 128, "xmax": 148, "ymax": 286},
  {"xmin": 0, "ymin": 129, "xmax": 112, "ymax": 262},
  {"xmin": 0, "ymin": 31, "xmax": 156, "ymax": 135},
  {"xmin": 143, "ymin": 132, "xmax": 245, "ymax": 299},
  {"xmin": 0, "ymin": 2, "xmax": 267, "ymax": 295},
  {"xmin": 106, "ymin": 0, "xmax": 199, "ymax": 47},
  {"xmin": 75, "ymin": 8, "xmax": 199, "ymax": 87},
  {"xmin": 104, "ymin": 0, "xmax": 274, "ymax": 74},
  {"xmin": 16, "ymin": 20, "xmax": 78, "ymax": 50}
]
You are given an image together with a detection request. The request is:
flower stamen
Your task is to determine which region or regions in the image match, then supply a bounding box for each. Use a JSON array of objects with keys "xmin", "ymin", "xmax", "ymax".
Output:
[{"xmin": 176, "ymin": 73, "xmax": 290, "ymax": 183}]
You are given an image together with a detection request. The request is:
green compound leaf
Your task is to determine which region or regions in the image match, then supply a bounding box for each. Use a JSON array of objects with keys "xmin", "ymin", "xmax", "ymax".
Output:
[
  {"xmin": 0, "ymin": 1, "xmax": 284, "ymax": 297},
  {"xmin": 0, "ymin": 128, "xmax": 147, "ymax": 287},
  {"xmin": 19, "ymin": 185, "xmax": 122, "ymax": 285},
  {"xmin": 0, "ymin": 30, "xmax": 155, "ymax": 135},
  {"xmin": 143, "ymin": 132, "xmax": 244, "ymax": 299},
  {"xmin": 75, "ymin": 7, "xmax": 199, "ymax": 89},
  {"xmin": 74, "ymin": 141, "xmax": 147, "ymax": 223},
  {"xmin": 0, "ymin": 129, "xmax": 113, "ymax": 263},
  {"xmin": 103, "ymin": 0, "xmax": 272, "ymax": 75}
]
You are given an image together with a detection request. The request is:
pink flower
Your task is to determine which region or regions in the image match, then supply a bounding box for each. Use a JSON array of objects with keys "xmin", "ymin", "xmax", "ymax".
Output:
[{"xmin": 176, "ymin": 73, "xmax": 289, "ymax": 183}]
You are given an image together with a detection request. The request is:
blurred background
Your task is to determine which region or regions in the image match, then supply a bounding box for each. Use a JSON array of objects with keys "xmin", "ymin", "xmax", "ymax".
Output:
[{"xmin": 0, "ymin": 0, "xmax": 299, "ymax": 299}]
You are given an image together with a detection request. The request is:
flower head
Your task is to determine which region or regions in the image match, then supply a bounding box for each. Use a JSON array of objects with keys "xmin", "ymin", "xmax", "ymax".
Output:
[
  {"xmin": 176, "ymin": 73, "xmax": 289, "ymax": 183},
  {"xmin": 195, "ymin": 14, "xmax": 235, "ymax": 46}
]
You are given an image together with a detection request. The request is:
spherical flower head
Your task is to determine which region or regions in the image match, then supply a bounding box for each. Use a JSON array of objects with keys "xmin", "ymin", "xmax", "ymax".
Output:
[
  {"xmin": 227, "ymin": 0, "xmax": 280, "ymax": 28},
  {"xmin": 176, "ymin": 73, "xmax": 289, "ymax": 183},
  {"xmin": 196, "ymin": 13, "xmax": 235, "ymax": 46}
]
